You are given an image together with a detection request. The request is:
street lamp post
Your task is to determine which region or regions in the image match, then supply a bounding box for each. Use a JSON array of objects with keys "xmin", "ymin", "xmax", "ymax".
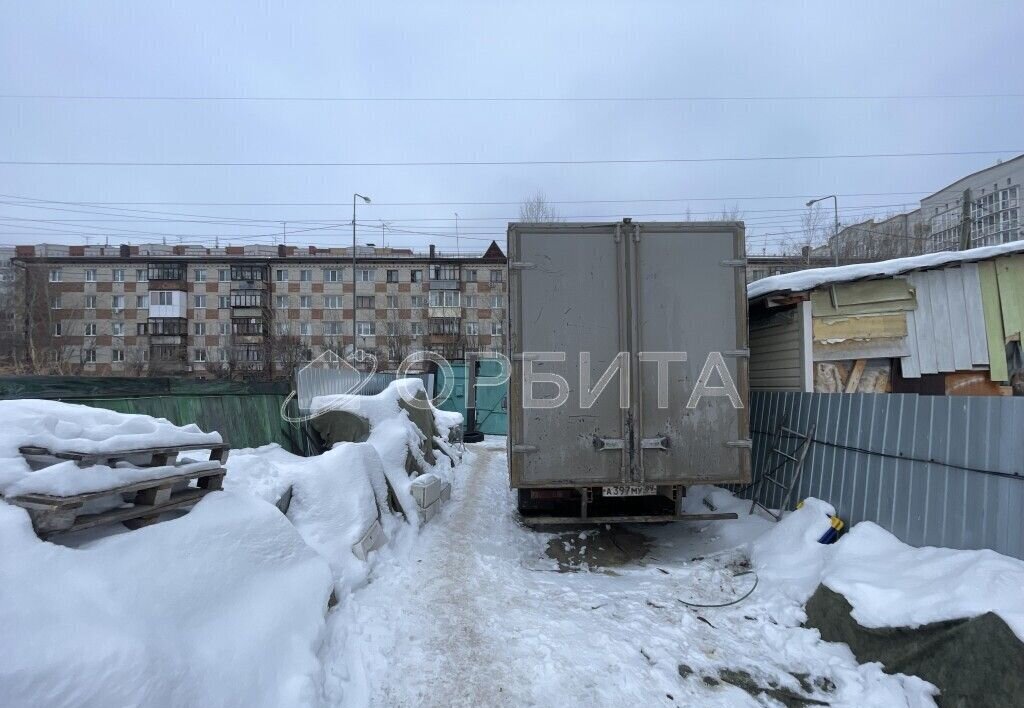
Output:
[
  {"xmin": 353, "ymin": 193, "xmax": 371, "ymax": 358},
  {"xmin": 806, "ymin": 195, "xmax": 840, "ymax": 266}
]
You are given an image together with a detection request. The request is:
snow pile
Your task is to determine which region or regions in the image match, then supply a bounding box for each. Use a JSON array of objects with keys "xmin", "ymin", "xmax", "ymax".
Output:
[
  {"xmin": 285, "ymin": 443, "xmax": 392, "ymax": 596},
  {"xmin": 0, "ymin": 492, "xmax": 333, "ymax": 708},
  {"xmin": 312, "ymin": 379, "xmax": 463, "ymax": 526},
  {"xmin": 748, "ymin": 240, "xmax": 1024, "ymax": 299},
  {"xmin": 750, "ymin": 497, "xmax": 1024, "ymax": 638},
  {"xmin": 0, "ymin": 399, "xmax": 222, "ymax": 496}
]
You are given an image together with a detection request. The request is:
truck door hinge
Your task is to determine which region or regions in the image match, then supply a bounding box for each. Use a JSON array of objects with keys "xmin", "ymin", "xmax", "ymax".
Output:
[
  {"xmin": 720, "ymin": 259, "xmax": 747, "ymax": 267},
  {"xmin": 640, "ymin": 436, "xmax": 671, "ymax": 450},
  {"xmin": 722, "ymin": 349, "xmax": 751, "ymax": 358},
  {"xmin": 509, "ymin": 262, "xmax": 535, "ymax": 270},
  {"xmin": 725, "ymin": 439, "xmax": 753, "ymax": 449},
  {"xmin": 512, "ymin": 444, "xmax": 538, "ymax": 454}
]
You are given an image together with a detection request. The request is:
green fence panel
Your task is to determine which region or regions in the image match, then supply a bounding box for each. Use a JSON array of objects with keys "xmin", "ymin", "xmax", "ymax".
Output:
[{"xmin": 435, "ymin": 361, "xmax": 507, "ymax": 436}]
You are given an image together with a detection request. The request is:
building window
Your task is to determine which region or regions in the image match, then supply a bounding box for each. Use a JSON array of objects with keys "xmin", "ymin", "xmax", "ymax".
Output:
[
  {"xmin": 84, "ymin": 349, "xmax": 97, "ymax": 364},
  {"xmin": 194, "ymin": 269, "xmax": 207, "ymax": 282},
  {"xmin": 386, "ymin": 269, "xmax": 399, "ymax": 283},
  {"xmin": 194, "ymin": 322, "xmax": 206, "ymax": 335},
  {"xmin": 325, "ymin": 295, "xmax": 342, "ymax": 309},
  {"xmin": 490, "ymin": 269, "xmax": 503, "ymax": 283},
  {"xmin": 112, "ymin": 349, "xmax": 125, "ymax": 363},
  {"xmin": 136, "ymin": 269, "xmax": 148, "ymax": 282},
  {"xmin": 218, "ymin": 268, "xmax": 230, "ymax": 282},
  {"xmin": 465, "ymin": 321, "xmax": 479, "ymax": 336},
  {"xmin": 386, "ymin": 295, "xmax": 398, "ymax": 308},
  {"xmin": 218, "ymin": 347, "xmax": 228, "ymax": 362},
  {"xmin": 300, "ymin": 295, "xmax": 312, "ymax": 309},
  {"xmin": 296, "ymin": 322, "xmax": 310, "ymax": 336},
  {"xmin": 137, "ymin": 295, "xmax": 149, "ymax": 309},
  {"xmin": 85, "ymin": 323, "xmax": 97, "ymax": 336},
  {"xmin": 490, "ymin": 294, "xmax": 503, "ymax": 309},
  {"xmin": 411, "ymin": 295, "xmax": 426, "ymax": 307},
  {"xmin": 53, "ymin": 322, "xmax": 62, "ymax": 336},
  {"xmin": 429, "ymin": 290, "xmax": 460, "ymax": 307},
  {"xmin": 50, "ymin": 296, "xmax": 62, "ymax": 310},
  {"xmin": 112, "ymin": 295, "xmax": 124, "ymax": 311},
  {"xmin": 464, "ymin": 294, "xmax": 477, "ymax": 308},
  {"xmin": 85, "ymin": 295, "xmax": 97, "ymax": 309},
  {"xmin": 462, "ymin": 269, "xmax": 477, "ymax": 282},
  {"xmin": 300, "ymin": 269, "xmax": 312, "ymax": 282},
  {"xmin": 356, "ymin": 321, "xmax": 375, "ymax": 336},
  {"xmin": 325, "ymin": 269, "xmax": 342, "ymax": 282},
  {"xmin": 276, "ymin": 269, "xmax": 289, "ymax": 282},
  {"xmin": 193, "ymin": 294, "xmax": 206, "ymax": 308},
  {"xmin": 194, "ymin": 348, "xmax": 207, "ymax": 363},
  {"xmin": 85, "ymin": 269, "xmax": 96, "ymax": 282},
  {"xmin": 491, "ymin": 320, "xmax": 503, "ymax": 335},
  {"xmin": 276, "ymin": 295, "xmax": 289, "ymax": 308},
  {"xmin": 219, "ymin": 295, "xmax": 230, "ymax": 308},
  {"xmin": 411, "ymin": 321, "xmax": 425, "ymax": 336},
  {"xmin": 356, "ymin": 295, "xmax": 375, "ymax": 309},
  {"xmin": 231, "ymin": 317, "xmax": 265, "ymax": 336},
  {"xmin": 386, "ymin": 321, "xmax": 398, "ymax": 336},
  {"xmin": 136, "ymin": 323, "xmax": 148, "ymax": 335},
  {"xmin": 276, "ymin": 322, "xmax": 291, "ymax": 336},
  {"xmin": 357, "ymin": 269, "xmax": 374, "ymax": 282},
  {"xmin": 323, "ymin": 321, "xmax": 343, "ymax": 336},
  {"xmin": 112, "ymin": 322, "xmax": 124, "ymax": 336},
  {"xmin": 218, "ymin": 321, "xmax": 229, "ymax": 336},
  {"xmin": 112, "ymin": 269, "xmax": 125, "ymax": 282},
  {"xmin": 49, "ymin": 269, "xmax": 61, "ymax": 282},
  {"xmin": 431, "ymin": 265, "xmax": 458, "ymax": 281},
  {"xmin": 429, "ymin": 318, "xmax": 460, "ymax": 335},
  {"xmin": 411, "ymin": 270, "xmax": 422, "ymax": 282},
  {"xmin": 231, "ymin": 265, "xmax": 264, "ymax": 282},
  {"xmin": 147, "ymin": 263, "xmax": 181, "ymax": 281}
]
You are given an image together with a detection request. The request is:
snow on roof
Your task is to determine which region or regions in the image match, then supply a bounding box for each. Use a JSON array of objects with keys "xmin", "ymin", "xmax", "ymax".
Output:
[{"xmin": 748, "ymin": 240, "xmax": 1024, "ymax": 300}]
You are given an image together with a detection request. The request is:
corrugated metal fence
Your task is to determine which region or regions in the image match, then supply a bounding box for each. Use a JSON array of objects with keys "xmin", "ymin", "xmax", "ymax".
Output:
[{"xmin": 746, "ymin": 391, "xmax": 1024, "ymax": 559}]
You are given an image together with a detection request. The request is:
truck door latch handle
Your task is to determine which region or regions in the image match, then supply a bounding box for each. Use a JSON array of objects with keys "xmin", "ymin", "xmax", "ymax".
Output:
[
  {"xmin": 593, "ymin": 436, "xmax": 625, "ymax": 451},
  {"xmin": 640, "ymin": 436, "xmax": 671, "ymax": 450}
]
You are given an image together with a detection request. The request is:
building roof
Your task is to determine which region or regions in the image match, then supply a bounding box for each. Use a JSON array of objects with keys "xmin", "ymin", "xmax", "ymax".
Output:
[
  {"xmin": 923, "ymin": 153, "xmax": 1024, "ymax": 201},
  {"xmin": 748, "ymin": 240, "xmax": 1024, "ymax": 299}
]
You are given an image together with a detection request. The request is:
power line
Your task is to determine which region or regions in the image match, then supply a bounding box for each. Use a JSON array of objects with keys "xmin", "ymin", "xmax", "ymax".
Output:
[
  {"xmin": 0, "ymin": 149, "xmax": 1017, "ymax": 168},
  {"xmin": 2, "ymin": 93, "xmax": 1022, "ymax": 103},
  {"xmin": 0, "ymin": 191, "xmax": 931, "ymax": 207}
]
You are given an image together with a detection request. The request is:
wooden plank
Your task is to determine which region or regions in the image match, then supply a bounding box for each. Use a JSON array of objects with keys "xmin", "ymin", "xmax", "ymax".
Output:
[
  {"xmin": 900, "ymin": 309, "xmax": 922, "ymax": 378},
  {"xmin": 961, "ymin": 262, "xmax": 990, "ymax": 366},
  {"xmin": 814, "ymin": 337, "xmax": 910, "ymax": 362},
  {"xmin": 9, "ymin": 465, "xmax": 227, "ymax": 507},
  {"xmin": 979, "ymin": 260, "xmax": 1009, "ymax": 382},
  {"xmin": 812, "ymin": 313, "xmax": 908, "ymax": 341},
  {"xmin": 996, "ymin": 254, "xmax": 1024, "ymax": 340},
  {"xmin": 832, "ymin": 279, "xmax": 916, "ymax": 307},
  {"xmin": 810, "ymin": 290, "xmax": 917, "ymax": 317},
  {"xmin": 18, "ymin": 441, "xmax": 227, "ymax": 465},
  {"xmin": 927, "ymin": 270, "xmax": 956, "ymax": 372},
  {"xmin": 943, "ymin": 268, "xmax": 974, "ymax": 370},
  {"xmin": 59, "ymin": 488, "xmax": 212, "ymax": 536},
  {"xmin": 908, "ymin": 273, "xmax": 938, "ymax": 374},
  {"xmin": 845, "ymin": 359, "xmax": 867, "ymax": 393}
]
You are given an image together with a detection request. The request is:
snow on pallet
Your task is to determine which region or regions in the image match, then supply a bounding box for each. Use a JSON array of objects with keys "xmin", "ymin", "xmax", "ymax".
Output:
[{"xmin": 7, "ymin": 443, "xmax": 229, "ymax": 537}]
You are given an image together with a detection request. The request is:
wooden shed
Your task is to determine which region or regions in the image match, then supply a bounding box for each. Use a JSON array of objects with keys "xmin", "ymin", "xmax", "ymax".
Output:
[{"xmin": 747, "ymin": 242, "xmax": 1024, "ymax": 395}]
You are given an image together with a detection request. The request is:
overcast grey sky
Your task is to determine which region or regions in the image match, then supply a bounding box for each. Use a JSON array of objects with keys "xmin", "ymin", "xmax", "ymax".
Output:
[{"xmin": 1, "ymin": 1, "xmax": 1022, "ymax": 254}]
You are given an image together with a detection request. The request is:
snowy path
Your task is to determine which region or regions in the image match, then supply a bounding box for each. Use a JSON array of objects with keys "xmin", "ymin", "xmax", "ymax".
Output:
[{"xmin": 322, "ymin": 441, "xmax": 930, "ymax": 708}]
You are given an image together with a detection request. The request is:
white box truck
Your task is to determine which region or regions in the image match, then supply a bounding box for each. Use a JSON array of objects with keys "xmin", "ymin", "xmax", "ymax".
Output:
[{"xmin": 507, "ymin": 220, "xmax": 750, "ymax": 523}]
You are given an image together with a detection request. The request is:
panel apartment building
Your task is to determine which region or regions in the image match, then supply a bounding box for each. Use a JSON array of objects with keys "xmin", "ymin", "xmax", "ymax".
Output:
[{"xmin": 8, "ymin": 241, "xmax": 508, "ymax": 377}]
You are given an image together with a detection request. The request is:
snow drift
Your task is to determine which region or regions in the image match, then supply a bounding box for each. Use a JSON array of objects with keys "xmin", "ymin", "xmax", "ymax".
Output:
[{"xmin": 0, "ymin": 492, "xmax": 333, "ymax": 708}]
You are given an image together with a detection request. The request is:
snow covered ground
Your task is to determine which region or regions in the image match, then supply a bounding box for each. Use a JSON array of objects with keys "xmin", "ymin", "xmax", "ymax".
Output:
[
  {"xmin": 4, "ymin": 396, "xmax": 1023, "ymax": 708},
  {"xmin": 320, "ymin": 439, "xmax": 947, "ymax": 707}
]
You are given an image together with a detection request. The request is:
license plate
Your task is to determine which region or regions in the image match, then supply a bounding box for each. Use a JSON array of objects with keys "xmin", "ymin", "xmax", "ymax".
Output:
[{"xmin": 602, "ymin": 484, "xmax": 657, "ymax": 497}]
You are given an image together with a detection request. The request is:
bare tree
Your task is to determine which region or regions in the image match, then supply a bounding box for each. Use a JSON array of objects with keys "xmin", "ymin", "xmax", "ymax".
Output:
[
  {"xmin": 269, "ymin": 331, "xmax": 308, "ymax": 380},
  {"xmin": 519, "ymin": 191, "xmax": 562, "ymax": 222},
  {"xmin": 124, "ymin": 345, "xmax": 149, "ymax": 377}
]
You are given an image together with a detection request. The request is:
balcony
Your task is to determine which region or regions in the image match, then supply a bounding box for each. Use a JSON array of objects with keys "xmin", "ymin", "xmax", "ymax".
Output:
[
  {"xmin": 147, "ymin": 263, "xmax": 187, "ymax": 291},
  {"xmin": 147, "ymin": 317, "xmax": 188, "ymax": 339},
  {"xmin": 230, "ymin": 289, "xmax": 269, "ymax": 309},
  {"xmin": 148, "ymin": 342, "xmax": 188, "ymax": 374},
  {"xmin": 428, "ymin": 279, "xmax": 460, "ymax": 290},
  {"xmin": 230, "ymin": 265, "xmax": 268, "ymax": 288}
]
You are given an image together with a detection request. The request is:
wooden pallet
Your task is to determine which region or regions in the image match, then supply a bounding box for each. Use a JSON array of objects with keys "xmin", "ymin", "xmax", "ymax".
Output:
[{"xmin": 8, "ymin": 444, "xmax": 229, "ymax": 537}]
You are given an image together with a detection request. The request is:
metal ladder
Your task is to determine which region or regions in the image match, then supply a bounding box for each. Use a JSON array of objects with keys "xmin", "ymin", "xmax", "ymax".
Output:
[{"xmin": 749, "ymin": 418, "xmax": 816, "ymax": 521}]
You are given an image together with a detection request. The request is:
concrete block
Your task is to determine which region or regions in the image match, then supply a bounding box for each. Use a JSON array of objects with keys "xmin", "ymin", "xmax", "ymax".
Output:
[
  {"xmin": 351, "ymin": 517, "xmax": 386, "ymax": 560},
  {"xmin": 440, "ymin": 482, "xmax": 451, "ymax": 503},
  {"xmin": 410, "ymin": 473, "xmax": 442, "ymax": 508},
  {"xmin": 418, "ymin": 498, "xmax": 440, "ymax": 523}
]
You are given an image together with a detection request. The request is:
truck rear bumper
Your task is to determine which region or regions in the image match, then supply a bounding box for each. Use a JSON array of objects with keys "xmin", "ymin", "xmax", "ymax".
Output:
[{"xmin": 521, "ymin": 512, "xmax": 738, "ymax": 526}]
